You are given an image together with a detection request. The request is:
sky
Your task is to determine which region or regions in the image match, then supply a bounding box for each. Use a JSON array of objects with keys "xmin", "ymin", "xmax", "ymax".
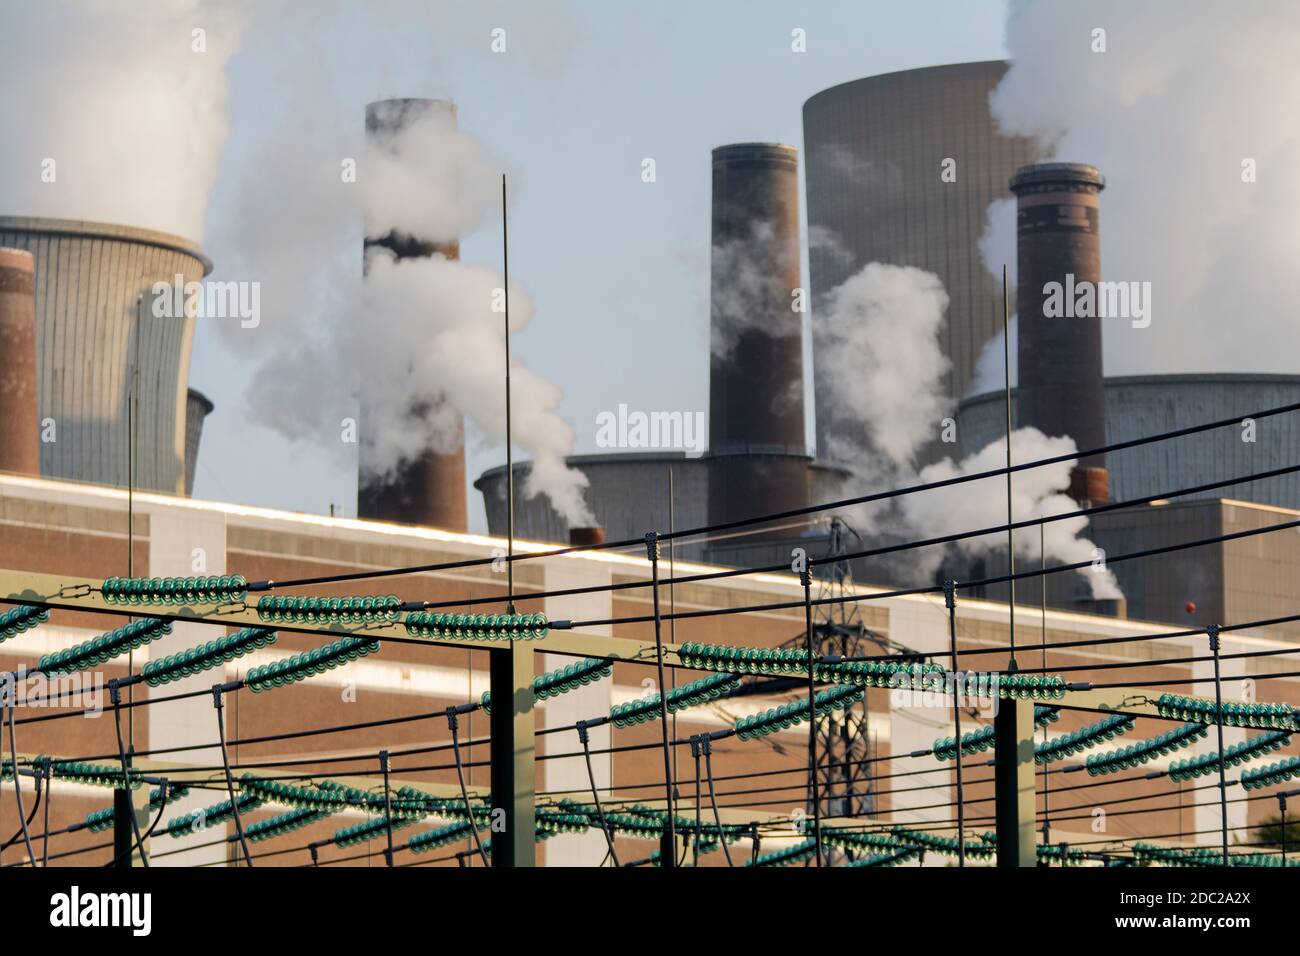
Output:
[{"xmin": 187, "ymin": 0, "xmax": 1012, "ymax": 529}]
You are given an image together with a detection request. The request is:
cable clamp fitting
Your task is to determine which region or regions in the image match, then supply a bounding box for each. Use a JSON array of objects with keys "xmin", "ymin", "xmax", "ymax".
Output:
[
  {"xmin": 576, "ymin": 720, "xmax": 590, "ymax": 746},
  {"xmin": 1207, "ymin": 623, "xmax": 1221, "ymax": 653},
  {"xmin": 644, "ymin": 531, "xmax": 660, "ymax": 562},
  {"xmin": 943, "ymin": 579, "xmax": 957, "ymax": 610}
]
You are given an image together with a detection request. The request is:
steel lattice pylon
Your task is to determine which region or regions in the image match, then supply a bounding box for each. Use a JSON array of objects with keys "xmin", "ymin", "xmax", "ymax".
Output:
[{"xmin": 781, "ymin": 517, "xmax": 880, "ymax": 821}]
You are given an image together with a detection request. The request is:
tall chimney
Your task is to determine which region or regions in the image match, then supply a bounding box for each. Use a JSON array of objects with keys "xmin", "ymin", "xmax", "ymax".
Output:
[
  {"xmin": 707, "ymin": 143, "xmax": 808, "ymax": 530},
  {"xmin": 357, "ymin": 98, "xmax": 468, "ymax": 531},
  {"xmin": 1010, "ymin": 162, "xmax": 1108, "ymax": 504},
  {"xmin": 0, "ymin": 248, "xmax": 39, "ymax": 475}
]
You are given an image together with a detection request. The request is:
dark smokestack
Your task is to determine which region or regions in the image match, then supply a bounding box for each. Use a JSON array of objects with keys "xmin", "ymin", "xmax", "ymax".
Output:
[
  {"xmin": 357, "ymin": 98, "xmax": 468, "ymax": 531},
  {"xmin": 1010, "ymin": 162, "xmax": 1108, "ymax": 504},
  {"xmin": 707, "ymin": 143, "xmax": 808, "ymax": 529},
  {"xmin": 0, "ymin": 248, "xmax": 39, "ymax": 476},
  {"xmin": 568, "ymin": 526, "xmax": 604, "ymax": 547}
]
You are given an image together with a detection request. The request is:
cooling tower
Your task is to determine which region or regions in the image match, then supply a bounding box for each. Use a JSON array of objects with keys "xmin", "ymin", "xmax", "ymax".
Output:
[
  {"xmin": 1010, "ymin": 162, "xmax": 1108, "ymax": 504},
  {"xmin": 183, "ymin": 387, "xmax": 213, "ymax": 496},
  {"xmin": 0, "ymin": 248, "xmax": 39, "ymax": 475},
  {"xmin": 707, "ymin": 143, "xmax": 809, "ymax": 531},
  {"xmin": 0, "ymin": 217, "xmax": 212, "ymax": 493},
  {"xmin": 803, "ymin": 62, "xmax": 1040, "ymax": 468},
  {"xmin": 356, "ymin": 98, "xmax": 468, "ymax": 531}
]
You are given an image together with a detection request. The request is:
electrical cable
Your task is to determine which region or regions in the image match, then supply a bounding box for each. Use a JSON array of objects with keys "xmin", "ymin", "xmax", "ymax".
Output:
[
  {"xmin": 109, "ymin": 681, "xmax": 147, "ymax": 867},
  {"xmin": 0, "ymin": 764, "xmax": 42, "ymax": 857},
  {"xmin": 6, "ymin": 697, "xmax": 35, "ymax": 866},
  {"xmin": 701, "ymin": 736, "xmax": 734, "ymax": 867},
  {"xmin": 576, "ymin": 721, "xmax": 619, "ymax": 867},
  {"xmin": 446, "ymin": 707, "xmax": 489, "ymax": 866},
  {"xmin": 372, "ymin": 461, "xmax": 1300, "ymax": 616},
  {"xmin": 211, "ymin": 683, "xmax": 253, "ymax": 867},
  {"xmin": 247, "ymin": 398, "xmax": 1300, "ymax": 591},
  {"xmin": 566, "ymin": 514, "xmax": 1300, "ymax": 629},
  {"xmin": 104, "ymin": 780, "xmax": 174, "ymax": 869},
  {"xmin": 40, "ymin": 759, "xmax": 50, "ymax": 866}
]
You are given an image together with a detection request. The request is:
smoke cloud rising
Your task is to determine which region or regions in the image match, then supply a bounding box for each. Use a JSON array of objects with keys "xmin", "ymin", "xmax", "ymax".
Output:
[
  {"xmin": 210, "ymin": 6, "xmax": 591, "ymax": 523},
  {"xmin": 226, "ymin": 88, "xmax": 591, "ymax": 523},
  {"xmin": 983, "ymin": 0, "xmax": 1300, "ymax": 377},
  {"xmin": 816, "ymin": 262, "xmax": 1120, "ymax": 597},
  {"xmin": 0, "ymin": 0, "xmax": 248, "ymax": 241}
]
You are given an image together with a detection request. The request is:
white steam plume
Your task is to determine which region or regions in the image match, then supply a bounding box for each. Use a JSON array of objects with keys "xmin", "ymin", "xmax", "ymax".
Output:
[
  {"xmin": 968, "ymin": 314, "xmax": 1018, "ymax": 398},
  {"xmin": 710, "ymin": 220, "xmax": 801, "ymax": 358},
  {"xmin": 209, "ymin": 8, "xmax": 591, "ymax": 524},
  {"xmin": 0, "ymin": 0, "xmax": 249, "ymax": 241},
  {"xmin": 983, "ymin": 0, "xmax": 1300, "ymax": 377},
  {"xmin": 817, "ymin": 262, "xmax": 1120, "ymax": 598}
]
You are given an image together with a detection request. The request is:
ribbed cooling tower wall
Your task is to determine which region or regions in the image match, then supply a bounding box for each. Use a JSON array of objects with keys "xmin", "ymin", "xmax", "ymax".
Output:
[
  {"xmin": 356, "ymin": 97, "xmax": 468, "ymax": 531},
  {"xmin": 0, "ymin": 248, "xmax": 39, "ymax": 475},
  {"xmin": 0, "ymin": 217, "xmax": 211, "ymax": 493},
  {"xmin": 707, "ymin": 143, "xmax": 809, "ymax": 531},
  {"xmin": 803, "ymin": 61, "xmax": 1039, "ymax": 467},
  {"xmin": 184, "ymin": 387, "xmax": 214, "ymax": 496},
  {"xmin": 959, "ymin": 375, "xmax": 1300, "ymax": 511}
]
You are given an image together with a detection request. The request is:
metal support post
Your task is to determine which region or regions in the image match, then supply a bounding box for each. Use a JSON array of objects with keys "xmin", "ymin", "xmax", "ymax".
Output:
[
  {"xmin": 994, "ymin": 696, "xmax": 1036, "ymax": 867},
  {"xmin": 489, "ymin": 642, "xmax": 535, "ymax": 866}
]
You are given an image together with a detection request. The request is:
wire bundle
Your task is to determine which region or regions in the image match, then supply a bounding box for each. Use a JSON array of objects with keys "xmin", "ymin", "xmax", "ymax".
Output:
[
  {"xmin": 734, "ymin": 685, "xmax": 863, "ymax": 741},
  {"xmin": 408, "ymin": 819, "xmax": 479, "ymax": 854},
  {"xmin": 255, "ymin": 594, "xmax": 401, "ymax": 625},
  {"xmin": 890, "ymin": 826, "xmax": 995, "ymax": 861},
  {"xmin": 1167, "ymin": 731, "xmax": 1291, "ymax": 782},
  {"xmin": 333, "ymin": 813, "xmax": 420, "ymax": 848},
  {"xmin": 163, "ymin": 794, "xmax": 264, "ymax": 838},
  {"xmin": 84, "ymin": 806, "xmax": 116, "ymax": 833},
  {"xmin": 102, "ymin": 574, "xmax": 248, "ymax": 606},
  {"xmin": 247, "ymin": 806, "xmax": 329, "ymax": 843},
  {"xmin": 677, "ymin": 641, "xmax": 948, "ymax": 691},
  {"xmin": 609, "ymin": 672, "xmax": 742, "ymax": 728},
  {"xmin": 404, "ymin": 610, "xmax": 548, "ymax": 642},
  {"xmin": 996, "ymin": 673, "xmax": 1069, "ymax": 701},
  {"xmin": 37, "ymin": 618, "xmax": 173, "ymax": 675},
  {"xmin": 536, "ymin": 810, "xmax": 592, "ymax": 836},
  {"xmin": 1240, "ymin": 754, "xmax": 1300, "ymax": 791},
  {"xmin": 45, "ymin": 759, "xmax": 143, "ymax": 790},
  {"xmin": 1035, "ymin": 714, "xmax": 1135, "ymax": 765},
  {"xmin": 480, "ymin": 657, "xmax": 613, "ymax": 713},
  {"xmin": 0, "ymin": 605, "xmax": 48, "ymax": 644},
  {"xmin": 1085, "ymin": 723, "xmax": 1209, "ymax": 776},
  {"xmin": 1155, "ymin": 693, "xmax": 1300, "ymax": 731},
  {"xmin": 244, "ymin": 636, "xmax": 381, "ymax": 693},
  {"xmin": 142, "ymin": 627, "xmax": 277, "ymax": 686},
  {"xmin": 843, "ymin": 846, "xmax": 923, "ymax": 868},
  {"xmin": 1132, "ymin": 842, "xmax": 1220, "ymax": 868},
  {"xmin": 933, "ymin": 725, "xmax": 996, "ymax": 762},
  {"xmin": 394, "ymin": 786, "xmax": 491, "ymax": 823},
  {"xmin": 747, "ymin": 839, "xmax": 817, "ymax": 867},
  {"xmin": 822, "ymin": 829, "xmax": 907, "ymax": 853}
]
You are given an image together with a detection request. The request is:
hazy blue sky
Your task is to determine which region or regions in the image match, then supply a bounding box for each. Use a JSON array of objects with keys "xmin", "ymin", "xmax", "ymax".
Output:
[{"xmin": 190, "ymin": 0, "xmax": 1011, "ymax": 530}]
